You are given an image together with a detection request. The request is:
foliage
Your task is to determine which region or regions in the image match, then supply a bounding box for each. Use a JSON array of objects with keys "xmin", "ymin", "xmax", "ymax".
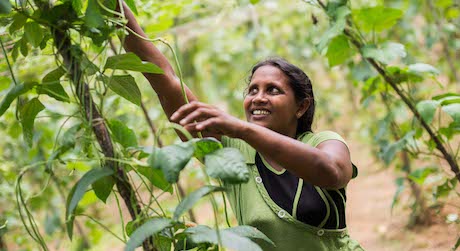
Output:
[{"xmin": 0, "ymin": 0, "xmax": 459, "ymax": 250}]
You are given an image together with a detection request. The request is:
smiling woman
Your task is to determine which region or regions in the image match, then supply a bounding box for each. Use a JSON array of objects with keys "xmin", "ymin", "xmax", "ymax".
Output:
[{"xmin": 120, "ymin": 1, "xmax": 363, "ymax": 250}]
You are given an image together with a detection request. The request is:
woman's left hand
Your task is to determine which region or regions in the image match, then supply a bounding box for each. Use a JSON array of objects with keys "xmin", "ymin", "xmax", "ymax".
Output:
[{"xmin": 170, "ymin": 101, "xmax": 246, "ymax": 139}]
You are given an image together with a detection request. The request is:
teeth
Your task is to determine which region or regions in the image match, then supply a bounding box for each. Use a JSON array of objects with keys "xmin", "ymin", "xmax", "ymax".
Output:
[{"xmin": 252, "ymin": 110, "xmax": 270, "ymax": 115}]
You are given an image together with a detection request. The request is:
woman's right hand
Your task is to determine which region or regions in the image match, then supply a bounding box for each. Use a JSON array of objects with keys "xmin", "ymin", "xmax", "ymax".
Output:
[{"xmin": 170, "ymin": 101, "xmax": 248, "ymax": 140}]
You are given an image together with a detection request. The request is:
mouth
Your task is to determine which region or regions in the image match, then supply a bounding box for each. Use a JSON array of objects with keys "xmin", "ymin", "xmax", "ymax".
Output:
[{"xmin": 250, "ymin": 109, "xmax": 271, "ymax": 117}]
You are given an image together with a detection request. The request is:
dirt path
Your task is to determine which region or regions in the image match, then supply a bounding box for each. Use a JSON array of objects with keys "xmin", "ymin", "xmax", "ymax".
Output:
[{"xmin": 346, "ymin": 156, "xmax": 459, "ymax": 251}]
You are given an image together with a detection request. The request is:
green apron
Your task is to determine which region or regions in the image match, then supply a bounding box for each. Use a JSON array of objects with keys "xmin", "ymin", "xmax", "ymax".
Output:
[{"xmin": 222, "ymin": 131, "xmax": 364, "ymax": 251}]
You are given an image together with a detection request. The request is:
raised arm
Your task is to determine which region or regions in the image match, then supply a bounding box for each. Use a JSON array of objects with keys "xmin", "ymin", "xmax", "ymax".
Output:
[{"xmin": 120, "ymin": 2, "xmax": 198, "ymax": 118}]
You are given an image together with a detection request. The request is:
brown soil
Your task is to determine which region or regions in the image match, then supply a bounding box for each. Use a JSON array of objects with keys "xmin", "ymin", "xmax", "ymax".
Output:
[{"xmin": 346, "ymin": 141, "xmax": 460, "ymax": 251}]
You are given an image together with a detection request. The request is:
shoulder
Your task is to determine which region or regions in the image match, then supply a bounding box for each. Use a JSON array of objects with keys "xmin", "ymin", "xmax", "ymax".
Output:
[{"xmin": 298, "ymin": 130, "xmax": 348, "ymax": 148}]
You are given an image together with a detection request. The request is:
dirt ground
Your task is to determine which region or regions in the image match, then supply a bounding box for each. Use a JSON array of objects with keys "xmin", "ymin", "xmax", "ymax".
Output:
[{"xmin": 345, "ymin": 141, "xmax": 460, "ymax": 251}]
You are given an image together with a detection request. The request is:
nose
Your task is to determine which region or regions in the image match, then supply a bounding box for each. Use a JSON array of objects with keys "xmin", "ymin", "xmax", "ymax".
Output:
[{"xmin": 252, "ymin": 91, "xmax": 268, "ymax": 105}]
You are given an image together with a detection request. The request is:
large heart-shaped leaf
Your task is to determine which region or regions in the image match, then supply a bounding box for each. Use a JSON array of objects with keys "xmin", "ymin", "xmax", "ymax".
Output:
[
  {"xmin": 173, "ymin": 186, "xmax": 224, "ymax": 220},
  {"xmin": 24, "ymin": 22, "xmax": 43, "ymax": 48},
  {"xmin": 362, "ymin": 42, "xmax": 406, "ymax": 64},
  {"xmin": 193, "ymin": 137, "xmax": 223, "ymax": 160},
  {"xmin": 66, "ymin": 167, "xmax": 114, "ymax": 239},
  {"xmin": 125, "ymin": 218, "xmax": 172, "ymax": 251},
  {"xmin": 38, "ymin": 67, "xmax": 69, "ymax": 102},
  {"xmin": 353, "ymin": 6, "xmax": 403, "ymax": 32},
  {"xmin": 326, "ymin": 35, "xmax": 353, "ymax": 67},
  {"xmin": 204, "ymin": 148, "xmax": 249, "ymax": 184},
  {"xmin": 155, "ymin": 141, "xmax": 195, "ymax": 183},
  {"xmin": 442, "ymin": 104, "xmax": 460, "ymax": 124},
  {"xmin": 104, "ymin": 53, "xmax": 164, "ymax": 74},
  {"xmin": 92, "ymin": 175, "xmax": 115, "ymax": 203},
  {"xmin": 104, "ymin": 75, "xmax": 141, "ymax": 106}
]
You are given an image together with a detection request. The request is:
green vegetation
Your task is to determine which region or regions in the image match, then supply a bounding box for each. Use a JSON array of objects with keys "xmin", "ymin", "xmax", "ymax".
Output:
[{"xmin": 0, "ymin": 0, "xmax": 458, "ymax": 250}]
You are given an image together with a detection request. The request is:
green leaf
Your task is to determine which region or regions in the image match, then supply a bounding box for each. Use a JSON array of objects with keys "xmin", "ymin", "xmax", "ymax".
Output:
[
  {"xmin": 0, "ymin": 0, "xmax": 11, "ymax": 14},
  {"xmin": 104, "ymin": 75, "xmax": 141, "ymax": 106},
  {"xmin": 391, "ymin": 177, "xmax": 404, "ymax": 211},
  {"xmin": 20, "ymin": 98, "xmax": 45, "ymax": 146},
  {"xmin": 442, "ymin": 104, "xmax": 460, "ymax": 124},
  {"xmin": 250, "ymin": 0, "xmax": 260, "ymax": 4},
  {"xmin": 0, "ymin": 82, "xmax": 36, "ymax": 116},
  {"xmin": 124, "ymin": 0, "xmax": 138, "ymax": 15},
  {"xmin": 408, "ymin": 63, "xmax": 440, "ymax": 76},
  {"xmin": 108, "ymin": 119, "xmax": 137, "ymax": 148},
  {"xmin": 155, "ymin": 141, "xmax": 195, "ymax": 183},
  {"xmin": 408, "ymin": 167, "xmax": 437, "ymax": 185},
  {"xmin": 416, "ymin": 100, "xmax": 439, "ymax": 124},
  {"xmin": 9, "ymin": 13, "xmax": 28, "ymax": 34},
  {"xmin": 184, "ymin": 225, "xmax": 263, "ymax": 251},
  {"xmin": 92, "ymin": 175, "xmax": 115, "ymax": 203},
  {"xmin": 433, "ymin": 93, "xmax": 460, "ymax": 102},
  {"xmin": 71, "ymin": 0, "xmax": 83, "ymax": 14},
  {"xmin": 37, "ymin": 67, "xmax": 70, "ymax": 102},
  {"xmin": 24, "ymin": 22, "xmax": 43, "ymax": 48},
  {"xmin": 353, "ymin": 6, "xmax": 403, "ymax": 32},
  {"xmin": 193, "ymin": 137, "xmax": 223, "ymax": 160},
  {"xmin": 326, "ymin": 35, "xmax": 352, "ymax": 67},
  {"xmin": 381, "ymin": 131, "xmax": 415, "ymax": 165},
  {"xmin": 125, "ymin": 218, "xmax": 172, "ymax": 251},
  {"xmin": 85, "ymin": 0, "xmax": 104, "ymax": 28},
  {"xmin": 104, "ymin": 53, "xmax": 164, "ymax": 74},
  {"xmin": 137, "ymin": 166, "xmax": 172, "ymax": 193},
  {"xmin": 362, "ymin": 42, "xmax": 406, "ymax": 64},
  {"xmin": 433, "ymin": 178, "xmax": 457, "ymax": 199},
  {"xmin": 454, "ymin": 236, "xmax": 460, "ymax": 251},
  {"xmin": 66, "ymin": 167, "xmax": 114, "ymax": 239},
  {"xmin": 317, "ymin": 6, "xmax": 349, "ymax": 52},
  {"xmin": 173, "ymin": 185, "xmax": 224, "ymax": 221},
  {"xmin": 204, "ymin": 148, "xmax": 249, "ymax": 184},
  {"xmin": 226, "ymin": 226, "xmax": 275, "ymax": 247}
]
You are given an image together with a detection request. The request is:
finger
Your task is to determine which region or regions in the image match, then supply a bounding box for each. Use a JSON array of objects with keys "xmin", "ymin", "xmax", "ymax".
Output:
[
  {"xmin": 170, "ymin": 101, "xmax": 201, "ymax": 122},
  {"xmin": 195, "ymin": 117, "xmax": 220, "ymax": 131},
  {"xmin": 179, "ymin": 107, "xmax": 217, "ymax": 125}
]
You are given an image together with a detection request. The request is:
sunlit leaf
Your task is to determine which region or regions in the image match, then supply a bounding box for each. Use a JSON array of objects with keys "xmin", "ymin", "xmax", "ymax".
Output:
[
  {"xmin": 362, "ymin": 42, "xmax": 406, "ymax": 64},
  {"xmin": 125, "ymin": 218, "xmax": 172, "ymax": 251},
  {"xmin": 155, "ymin": 141, "xmax": 195, "ymax": 183},
  {"xmin": 109, "ymin": 119, "xmax": 138, "ymax": 148},
  {"xmin": 104, "ymin": 53, "xmax": 164, "ymax": 73},
  {"xmin": 20, "ymin": 98, "xmax": 45, "ymax": 146},
  {"xmin": 24, "ymin": 22, "xmax": 43, "ymax": 48},
  {"xmin": 66, "ymin": 167, "xmax": 114, "ymax": 239},
  {"xmin": 442, "ymin": 104, "xmax": 460, "ymax": 124},
  {"xmin": 317, "ymin": 6, "xmax": 349, "ymax": 52},
  {"xmin": 174, "ymin": 186, "xmax": 224, "ymax": 220},
  {"xmin": 416, "ymin": 100, "xmax": 439, "ymax": 124},
  {"xmin": 193, "ymin": 137, "xmax": 223, "ymax": 160},
  {"xmin": 125, "ymin": 0, "xmax": 138, "ymax": 15},
  {"xmin": 326, "ymin": 35, "xmax": 352, "ymax": 67},
  {"xmin": 104, "ymin": 75, "xmax": 141, "ymax": 106},
  {"xmin": 204, "ymin": 148, "xmax": 249, "ymax": 184},
  {"xmin": 71, "ymin": 0, "xmax": 83, "ymax": 14},
  {"xmin": 408, "ymin": 63, "xmax": 440, "ymax": 76},
  {"xmin": 408, "ymin": 167, "xmax": 437, "ymax": 185},
  {"xmin": 353, "ymin": 6, "xmax": 403, "ymax": 32},
  {"xmin": 0, "ymin": 82, "xmax": 36, "ymax": 116}
]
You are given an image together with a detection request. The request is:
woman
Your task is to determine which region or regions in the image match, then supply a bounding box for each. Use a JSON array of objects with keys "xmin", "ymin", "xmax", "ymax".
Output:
[{"xmin": 121, "ymin": 3, "xmax": 363, "ymax": 250}]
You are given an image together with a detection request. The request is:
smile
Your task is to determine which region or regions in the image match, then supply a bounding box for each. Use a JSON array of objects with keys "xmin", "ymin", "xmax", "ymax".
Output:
[{"xmin": 252, "ymin": 109, "xmax": 270, "ymax": 115}]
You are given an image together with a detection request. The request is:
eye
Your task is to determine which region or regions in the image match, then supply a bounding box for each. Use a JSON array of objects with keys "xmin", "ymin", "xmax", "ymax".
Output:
[
  {"xmin": 269, "ymin": 86, "xmax": 281, "ymax": 94},
  {"xmin": 247, "ymin": 86, "xmax": 258, "ymax": 95}
]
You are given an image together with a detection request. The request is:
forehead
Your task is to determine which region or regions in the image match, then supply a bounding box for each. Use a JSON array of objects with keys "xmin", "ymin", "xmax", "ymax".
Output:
[{"xmin": 250, "ymin": 65, "xmax": 289, "ymax": 86}]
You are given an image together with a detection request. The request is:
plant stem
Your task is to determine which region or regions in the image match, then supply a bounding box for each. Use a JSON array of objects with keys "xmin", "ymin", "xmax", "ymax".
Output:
[{"xmin": 0, "ymin": 38, "xmax": 18, "ymax": 86}]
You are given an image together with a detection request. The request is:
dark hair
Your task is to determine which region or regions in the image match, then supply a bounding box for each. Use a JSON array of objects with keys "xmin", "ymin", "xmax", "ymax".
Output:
[{"xmin": 247, "ymin": 57, "xmax": 315, "ymax": 136}]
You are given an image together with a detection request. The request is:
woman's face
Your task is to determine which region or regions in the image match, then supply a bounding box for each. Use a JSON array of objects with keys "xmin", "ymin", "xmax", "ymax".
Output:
[{"xmin": 244, "ymin": 65, "xmax": 304, "ymax": 138}]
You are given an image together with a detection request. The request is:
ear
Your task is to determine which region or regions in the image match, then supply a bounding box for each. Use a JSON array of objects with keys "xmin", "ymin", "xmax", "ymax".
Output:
[{"xmin": 296, "ymin": 98, "xmax": 310, "ymax": 119}]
